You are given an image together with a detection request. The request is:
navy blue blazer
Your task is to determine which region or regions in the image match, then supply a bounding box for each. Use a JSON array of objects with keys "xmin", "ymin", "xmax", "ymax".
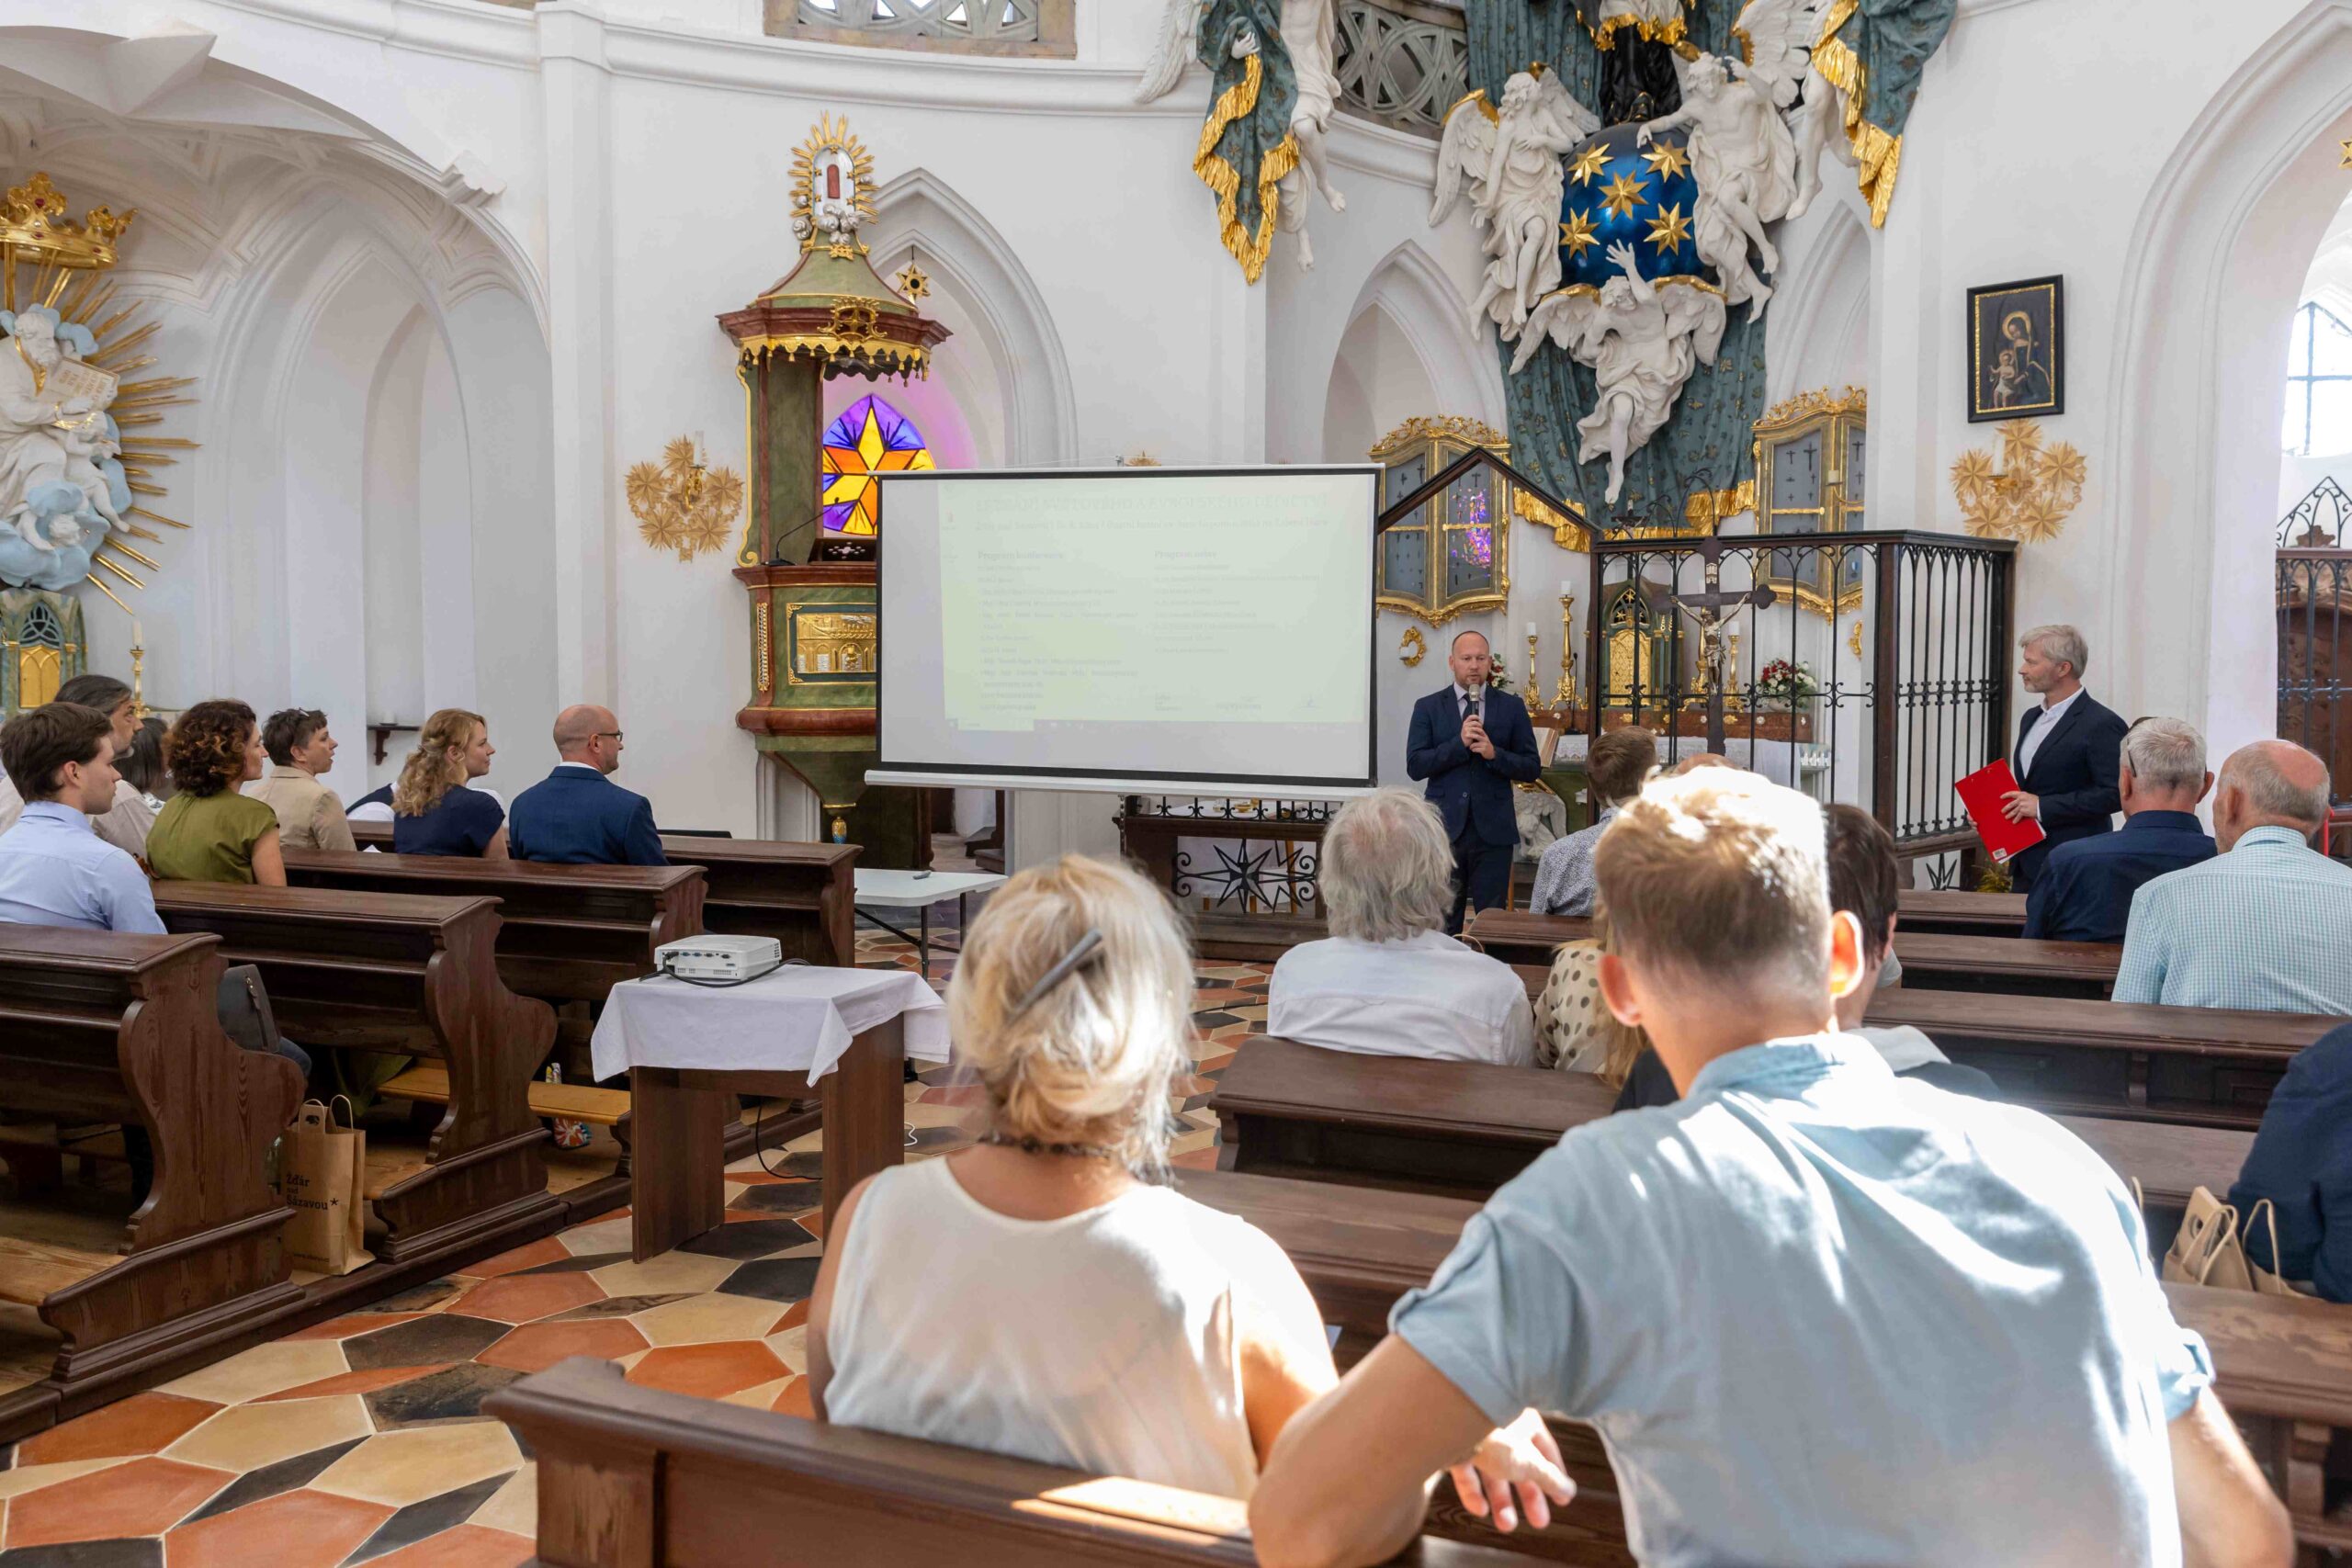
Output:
[
  {"xmin": 508, "ymin": 766, "xmax": 667, "ymax": 866},
  {"xmin": 2008, "ymin": 691, "xmax": 2128, "ymax": 888},
  {"xmin": 1405, "ymin": 685, "xmax": 1542, "ymax": 847},
  {"xmin": 2021, "ymin": 809, "xmax": 2216, "ymax": 943},
  {"xmin": 2233, "ymin": 1021, "xmax": 2352, "ymax": 1302}
]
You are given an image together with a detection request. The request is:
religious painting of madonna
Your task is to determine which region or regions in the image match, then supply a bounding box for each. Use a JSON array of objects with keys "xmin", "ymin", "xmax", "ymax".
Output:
[{"xmin": 1966, "ymin": 276, "xmax": 2064, "ymax": 422}]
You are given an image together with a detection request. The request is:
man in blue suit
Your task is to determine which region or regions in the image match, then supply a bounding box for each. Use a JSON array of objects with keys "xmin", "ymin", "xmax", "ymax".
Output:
[
  {"xmin": 1999, "ymin": 625, "xmax": 2129, "ymax": 893},
  {"xmin": 508, "ymin": 705, "xmax": 668, "ymax": 866},
  {"xmin": 1406, "ymin": 630, "xmax": 1542, "ymax": 932},
  {"xmin": 2023, "ymin": 716, "xmax": 2216, "ymax": 942}
]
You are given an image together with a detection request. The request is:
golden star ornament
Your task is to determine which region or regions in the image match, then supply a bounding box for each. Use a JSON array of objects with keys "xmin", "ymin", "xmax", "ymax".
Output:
[
  {"xmin": 1642, "ymin": 141, "xmax": 1690, "ymax": 179},
  {"xmin": 1599, "ymin": 170, "xmax": 1649, "ymax": 219},
  {"xmin": 1568, "ymin": 144, "xmax": 1611, "ymax": 186},
  {"xmin": 1645, "ymin": 202, "xmax": 1691, "ymax": 254},
  {"xmin": 1560, "ymin": 210, "xmax": 1600, "ymax": 256}
]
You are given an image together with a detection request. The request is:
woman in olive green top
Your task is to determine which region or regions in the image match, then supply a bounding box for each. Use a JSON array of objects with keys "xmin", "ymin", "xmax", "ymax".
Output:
[{"xmin": 148, "ymin": 699, "xmax": 287, "ymax": 886}]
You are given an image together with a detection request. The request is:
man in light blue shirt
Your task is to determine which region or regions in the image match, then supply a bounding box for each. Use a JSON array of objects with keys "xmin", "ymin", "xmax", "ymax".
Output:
[
  {"xmin": 0, "ymin": 703, "xmax": 165, "ymax": 935},
  {"xmin": 1251, "ymin": 770, "xmax": 2290, "ymax": 1568},
  {"xmin": 2114, "ymin": 739, "xmax": 2351, "ymax": 1013}
]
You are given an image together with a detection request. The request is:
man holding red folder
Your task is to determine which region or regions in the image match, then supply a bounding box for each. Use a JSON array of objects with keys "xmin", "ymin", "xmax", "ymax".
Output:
[{"xmin": 1999, "ymin": 625, "xmax": 2129, "ymax": 892}]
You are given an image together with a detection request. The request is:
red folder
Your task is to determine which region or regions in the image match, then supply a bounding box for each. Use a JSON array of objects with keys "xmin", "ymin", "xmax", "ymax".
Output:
[{"xmin": 1955, "ymin": 760, "xmax": 2046, "ymax": 864}]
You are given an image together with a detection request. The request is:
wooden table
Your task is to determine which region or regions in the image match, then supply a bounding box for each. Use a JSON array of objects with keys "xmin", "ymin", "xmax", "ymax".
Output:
[{"xmin": 626, "ymin": 1017, "xmax": 906, "ymax": 1259}]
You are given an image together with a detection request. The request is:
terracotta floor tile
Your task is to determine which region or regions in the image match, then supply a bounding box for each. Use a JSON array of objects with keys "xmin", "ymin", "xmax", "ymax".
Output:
[
  {"xmin": 1171, "ymin": 1145, "xmax": 1220, "ymax": 1170},
  {"xmin": 255, "ymin": 1364, "xmax": 450, "ymax": 1404},
  {"xmin": 446, "ymin": 1274, "xmax": 604, "ymax": 1326},
  {"xmin": 311, "ymin": 1425, "xmax": 523, "ymax": 1509},
  {"xmin": 160, "ymin": 1485, "xmax": 394, "ymax": 1568},
  {"xmin": 0, "ymin": 1455, "xmax": 130, "ymax": 1501},
  {"xmin": 550, "ymin": 1217, "xmax": 632, "ymax": 1257},
  {"xmin": 163, "ymin": 1395, "xmax": 372, "ymax": 1473},
  {"xmin": 623, "ymin": 1342, "xmax": 787, "ymax": 1401},
  {"xmin": 8, "ymin": 1456, "xmax": 230, "ymax": 1546},
  {"xmin": 465, "ymin": 1465, "xmax": 534, "ymax": 1538},
  {"xmin": 285, "ymin": 1312, "xmax": 429, "ymax": 1343},
  {"xmin": 628, "ymin": 1293, "xmax": 786, "ymax": 1348},
  {"xmin": 769, "ymin": 1299, "xmax": 809, "ymax": 1333},
  {"xmin": 157, "ymin": 1341, "xmax": 348, "ymax": 1405},
  {"xmin": 770, "ymin": 1376, "xmax": 816, "ymax": 1418},
  {"xmin": 17, "ymin": 1393, "xmax": 221, "ymax": 1466},
  {"xmin": 457, "ymin": 1237, "xmax": 572, "ymax": 1280},
  {"xmin": 359, "ymin": 1521, "xmax": 535, "ymax": 1568},
  {"xmin": 584, "ymin": 1253, "xmax": 735, "ymax": 1299},
  {"xmin": 476, "ymin": 1319, "xmax": 649, "ymax": 1374}
]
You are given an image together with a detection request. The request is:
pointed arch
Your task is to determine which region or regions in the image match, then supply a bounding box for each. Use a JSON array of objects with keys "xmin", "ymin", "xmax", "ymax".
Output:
[
  {"xmin": 2104, "ymin": 0, "xmax": 2352, "ymax": 752},
  {"xmin": 865, "ymin": 167, "xmax": 1078, "ymax": 466},
  {"xmin": 1338, "ymin": 240, "xmax": 1510, "ymax": 439}
]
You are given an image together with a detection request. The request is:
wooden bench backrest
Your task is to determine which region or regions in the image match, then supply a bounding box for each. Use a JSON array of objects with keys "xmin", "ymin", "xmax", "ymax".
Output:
[
  {"xmin": 659, "ymin": 836, "xmax": 856, "ymax": 968},
  {"xmin": 486, "ymin": 1357, "xmax": 1547, "ymax": 1567},
  {"xmin": 0, "ymin": 926, "xmax": 302, "ymax": 1257},
  {"xmin": 282, "ymin": 851, "xmax": 705, "ymax": 1001},
  {"xmin": 1893, "ymin": 889, "xmax": 2030, "ymax": 936}
]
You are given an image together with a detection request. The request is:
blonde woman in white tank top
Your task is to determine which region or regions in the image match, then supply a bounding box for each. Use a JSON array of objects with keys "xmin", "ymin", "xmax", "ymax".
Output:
[{"xmin": 807, "ymin": 854, "xmax": 1337, "ymax": 1498}]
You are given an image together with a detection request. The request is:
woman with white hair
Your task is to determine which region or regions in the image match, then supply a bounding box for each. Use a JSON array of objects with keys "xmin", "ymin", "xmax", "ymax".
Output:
[
  {"xmin": 1267, "ymin": 787, "xmax": 1537, "ymax": 1066},
  {"xmin": 805, "ymin": 853, "xmax": 1336, "ymax": 1498}
]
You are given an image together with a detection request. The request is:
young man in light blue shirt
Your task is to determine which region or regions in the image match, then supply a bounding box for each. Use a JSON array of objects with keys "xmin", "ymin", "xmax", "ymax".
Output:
[
  {"xmin": 0, "ymin": 702, "xmax": 165, "ymax": 935},
  {"xmin": 1250, "ymin": 769, "xmax": 2290, "ymax": 1568}
]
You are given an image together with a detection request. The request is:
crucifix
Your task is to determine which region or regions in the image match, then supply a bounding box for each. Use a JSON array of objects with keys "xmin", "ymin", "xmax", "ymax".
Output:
[{"xmin": 1651, "ymin": 535, "xmax": 1775, "ymax": 753}]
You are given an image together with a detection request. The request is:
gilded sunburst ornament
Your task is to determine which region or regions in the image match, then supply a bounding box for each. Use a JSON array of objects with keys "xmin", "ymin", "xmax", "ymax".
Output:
[
  {"xmin": 1950, "ymin": 421, "xmax": 2084, "ymax": 543},
  {"xmin": 628, "ymin": 436, "xmax": 745, "ymax": 561}
]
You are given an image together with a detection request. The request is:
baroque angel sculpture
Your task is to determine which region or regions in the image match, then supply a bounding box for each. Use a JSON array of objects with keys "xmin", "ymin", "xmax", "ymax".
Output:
[
  {"xmin": 1515, "ymin": 242, "xmax": 1727, "ymax": 504},
  {"xmin": 1430, "ymin": 70, "xmax": 1599, "ymax": 338},
  {"xmin": 1137, "ymin": 0, "xmax": 1346, "ymax": 276},
  {"xmin": 0, "ymin": 304, "xmax": 125, "ymax": 592},
  {"xmin": 1639, "ymin": 51, "xmax": 1797, "ymax": 317},
  {"xmin": 1728, "ymin": 0, "xmax": 1856, "ymax": 223}
]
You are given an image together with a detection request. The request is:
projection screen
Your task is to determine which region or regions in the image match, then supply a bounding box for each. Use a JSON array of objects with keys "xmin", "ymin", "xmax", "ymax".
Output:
[{"xmin": 870, "ymin": 466, "xmax": 1380, "ymax": 795}]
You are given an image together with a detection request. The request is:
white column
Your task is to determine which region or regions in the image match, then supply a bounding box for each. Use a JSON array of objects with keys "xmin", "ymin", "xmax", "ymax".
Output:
[{"xmin": 538, "ymin": 4, "xmax": 618, "ymax": 705}]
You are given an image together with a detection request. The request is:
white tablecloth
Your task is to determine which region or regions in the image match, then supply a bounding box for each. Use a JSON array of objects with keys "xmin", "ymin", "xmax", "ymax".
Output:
[{"xmin": 591, "ymin": 965, "xmax": 949, "ymax": 1083}]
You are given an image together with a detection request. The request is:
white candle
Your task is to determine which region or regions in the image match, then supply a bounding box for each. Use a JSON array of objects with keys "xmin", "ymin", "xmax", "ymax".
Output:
[
  {"xmin": 1525, "ymin": 621, "xmax": 1537, "ymax": 637},
  {"xmin": 1559, "ymin": 579, "xmax": 1573, "ymax": 598},
  {"xmin": 132, "ymin": 619, "xmax": 141, "ymax": 647}
]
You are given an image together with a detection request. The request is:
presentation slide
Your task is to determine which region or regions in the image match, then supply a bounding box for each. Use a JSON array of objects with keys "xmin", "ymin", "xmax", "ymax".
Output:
[{"xmin": 876, "ymin": 467, "xmax": 1378, "ymax": 793}]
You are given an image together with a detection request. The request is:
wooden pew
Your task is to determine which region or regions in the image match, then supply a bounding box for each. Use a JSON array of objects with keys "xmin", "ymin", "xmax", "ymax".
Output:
[
  {"xmin": 1210, "ymin": 1037, "xmax": 2247, "ymax": 1238},
  {"xmin": 346, "ymin": 819, "xmax": 855, "ymax": 968},
  {"xmin": 1893, "ymin": 889, "xmax": 2030, "ymax": 937},
  {"xmin": 0, "ymin": 928, "xmax": 306, "ymax": 1407},
  {"xmin": 485, "ymin": 1356, "xmax": 1573, "ymax": 1567},
  {"xmin": 281, "ymin": 851, "xmax": 705, "ymax": 1006},
  {"xmin": 152, "ymin": 884, "xmax": 563, "ymax": 1262},
  {"xmin": 1864, "ymin": 988, "xmax": 2335, "ymax": 1128},
  {"xmin": 1176, "ymin": 1168, "xmax": 2352, "ymax": 1557},
  {"xmin": 1468, "ymin": 909, "xmax": 2118, "ymax": 998}
]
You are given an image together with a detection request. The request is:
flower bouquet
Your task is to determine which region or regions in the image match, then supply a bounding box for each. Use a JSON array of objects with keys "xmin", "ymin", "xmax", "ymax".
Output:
[{"xmin": 1754, "ymin": 658, "xmax": 1819, "ymax": 713}]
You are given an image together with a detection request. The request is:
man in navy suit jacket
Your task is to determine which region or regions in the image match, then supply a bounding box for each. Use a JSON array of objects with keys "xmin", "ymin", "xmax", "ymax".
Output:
[
  {"xmin": 1406, "ymin": 630, "xmax": 1542, "ymax": 931},
  {"xmin": 508, "ymin": 705, "xmax": 668, "ymax": 866},
  {"xmin": 2024, "ymin": 716, "xmax": 2216, "ymax": 942},
  {"xmin": 1999, "ymin": 625, "xmax": 2128, "ymax": 892}
]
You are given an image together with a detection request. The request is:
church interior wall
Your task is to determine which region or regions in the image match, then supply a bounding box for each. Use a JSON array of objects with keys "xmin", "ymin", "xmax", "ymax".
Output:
[{"xmin": 13, "ymin": 0, "xmax": 2352, "ymax": 845}]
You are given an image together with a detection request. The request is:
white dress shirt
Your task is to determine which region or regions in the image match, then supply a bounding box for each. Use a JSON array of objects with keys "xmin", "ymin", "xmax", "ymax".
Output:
[
  {"xmin": 2015, "ymin": 685, "xmax": 2084, "ymax": 788},
  {"xmin": 1268, "ymin": 928, "xmax": 1538, "ymax": 1066}
]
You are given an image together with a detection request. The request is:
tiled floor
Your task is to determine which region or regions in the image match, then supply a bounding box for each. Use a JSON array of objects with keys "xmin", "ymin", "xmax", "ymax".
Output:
[{"xmin": 0, "ymin": 924, "xmax": 1271, "ymax": 1565}]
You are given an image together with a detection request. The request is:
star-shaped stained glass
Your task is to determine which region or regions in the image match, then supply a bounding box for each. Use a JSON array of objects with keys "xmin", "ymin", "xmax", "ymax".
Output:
[{"xmin": 821, "ymin": 394, "xmax": 934, "ymax": 536}]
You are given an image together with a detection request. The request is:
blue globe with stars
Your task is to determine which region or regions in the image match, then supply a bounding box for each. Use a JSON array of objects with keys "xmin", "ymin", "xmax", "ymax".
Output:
[{"xmin": 1556, "ymin": 121, "xmax": 1710, "ymax": 292}]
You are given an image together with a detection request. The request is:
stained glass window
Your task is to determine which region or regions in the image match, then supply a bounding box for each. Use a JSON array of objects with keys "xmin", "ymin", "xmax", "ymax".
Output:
[{"xmin": 821, "ymin": 394, "xmax": 934, "ymax": 536}]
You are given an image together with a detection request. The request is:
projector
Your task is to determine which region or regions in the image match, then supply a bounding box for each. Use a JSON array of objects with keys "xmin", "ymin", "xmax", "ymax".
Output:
[{"xmin": 655, "ymin": 934, "xmax": 783, "ymax": 982}]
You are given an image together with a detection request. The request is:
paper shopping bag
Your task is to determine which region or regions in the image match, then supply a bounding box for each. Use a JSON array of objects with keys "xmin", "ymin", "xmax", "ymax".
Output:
[{"xmin": 283, "ymin": 1097, "xmax": 372, "ymax": 1276}]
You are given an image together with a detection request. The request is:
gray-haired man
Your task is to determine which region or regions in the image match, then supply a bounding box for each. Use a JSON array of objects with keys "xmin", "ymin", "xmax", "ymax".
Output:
[
  {"xmin": 2022, "ymin": 716, "xmax": 2216, "ymax": 942},
  {"xmin": 2001, "ymin": 623, "xmax": 2129, "ymax": 891}
]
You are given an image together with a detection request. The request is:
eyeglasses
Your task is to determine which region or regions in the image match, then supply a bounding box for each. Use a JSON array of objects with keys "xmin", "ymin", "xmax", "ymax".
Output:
[{"xmin": 594, "ymin": 731, "xmax": 624, "ymax": 741}]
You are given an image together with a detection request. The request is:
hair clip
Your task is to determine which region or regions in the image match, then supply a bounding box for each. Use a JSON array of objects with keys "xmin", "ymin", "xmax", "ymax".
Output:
[{"xmin": 1008, "ymin": 929, "xmax": 1104, "ymax": 1021}]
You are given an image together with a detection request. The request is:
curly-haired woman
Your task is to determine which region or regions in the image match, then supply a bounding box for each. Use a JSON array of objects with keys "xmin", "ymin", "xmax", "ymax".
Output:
[
  {"xmin": 391, "ymin": 708, "xmax": 508, "ymax": 859},
  {"xmin": 148, "ymin": 699, "xmax": 286, "ymax": 886}
]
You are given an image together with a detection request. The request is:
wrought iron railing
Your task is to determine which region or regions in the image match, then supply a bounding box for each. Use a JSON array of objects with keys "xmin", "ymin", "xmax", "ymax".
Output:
[
  {"xmin": 2280, "ymin": 476, "xmax": 2352, "ymax": 547},
  {"xmin": 1118, "ymin": 797, "xmax": 1336, "ymax": 916},
  {"xmin": 1335, "ymin": 0, "xmax": 1468, "ymax": 138},
  {"xmin": 2278, "ymin": 547, "xmax": 2352, "ymax": 811},
  {"xmin": 1586, "ymin": 530, "xmax": 2016, "ymax": 863}
]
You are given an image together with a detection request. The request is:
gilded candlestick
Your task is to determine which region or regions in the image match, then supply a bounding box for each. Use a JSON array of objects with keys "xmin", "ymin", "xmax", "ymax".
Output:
[{"xmin": 1554, "ymin": 593, "xmax": 1577, "ymax": 711}]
